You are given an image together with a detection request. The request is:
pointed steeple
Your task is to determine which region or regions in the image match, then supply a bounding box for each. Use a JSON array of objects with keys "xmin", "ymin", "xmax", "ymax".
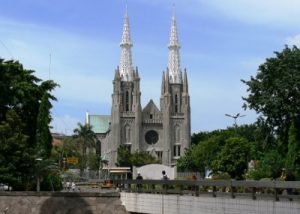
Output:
[
  {"xmin": 161, "ymin": 71, "xmax": 165, "ymax": 95},
  {"xmin": 165, "ymin": 68, "xmax": 170, "ymax": 93},
  {"xmin": 167, "ymin": 8, "xmax": 182, "ymax": 84},
  {"xmin": 183, "ymin": 68, "xmax": 189, "ymax": 94},
  {"xmin": 119, "ymin": 6, "xmax": 134, "ymax": 81}
]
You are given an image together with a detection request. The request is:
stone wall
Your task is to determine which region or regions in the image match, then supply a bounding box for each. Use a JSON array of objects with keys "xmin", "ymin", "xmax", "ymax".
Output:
[
  {"xmin": 121, "ymin": 192, "xmax": 300, "ymax": 214},
  {"xmin": 0, "ymin": 192, "xmax": 128, "ymax": 214}
]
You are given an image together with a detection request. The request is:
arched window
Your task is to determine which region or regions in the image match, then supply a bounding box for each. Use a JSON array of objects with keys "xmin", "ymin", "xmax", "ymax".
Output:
[
  {"xmin": 125, "ymin": 125, "xmax": 131, "ymax": 143},
  {"xmin": 175, "ymin": 94, "xmax": 178, "ymax": 113},
  {"xmin": 175, "ymin": 125, "xmax": 180, "ymax": 143},
  {"xmin": 125, "ymin": 91, "xmax": 129, "ymax": 111}
]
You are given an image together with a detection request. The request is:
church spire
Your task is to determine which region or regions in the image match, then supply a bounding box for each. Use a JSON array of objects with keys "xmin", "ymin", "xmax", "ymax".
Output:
[
  {"xmin": 167, "ymin": 9, "xmax": 182, "ymax": 84},
  {"xmin": 119, "ymin": 6, "xmax": 134, "ymax": 81}
]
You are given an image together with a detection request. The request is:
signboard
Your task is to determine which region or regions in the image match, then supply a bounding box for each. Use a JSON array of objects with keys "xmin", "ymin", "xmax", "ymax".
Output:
[{"xmin": 67, "ymin": 157, "xmax": 79, "ymax": 164}]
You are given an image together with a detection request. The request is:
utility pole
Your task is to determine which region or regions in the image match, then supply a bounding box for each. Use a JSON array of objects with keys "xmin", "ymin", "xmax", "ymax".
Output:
[{"xmin": 225, "ymin": 113, "xmax": 245, "ymax": 128}]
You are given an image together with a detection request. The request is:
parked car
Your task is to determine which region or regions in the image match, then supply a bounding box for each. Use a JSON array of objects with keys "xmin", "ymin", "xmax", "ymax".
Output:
[{"xmin": 0, "ymin": 183, "xmax": 12, "ymax": 191}]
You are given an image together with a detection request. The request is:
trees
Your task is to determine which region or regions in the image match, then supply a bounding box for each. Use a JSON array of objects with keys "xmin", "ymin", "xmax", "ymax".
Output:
[
  {"xmin": 246, "ymin": 149, "xmax": 284, "ymax": 180},
  {"xmin": 73, "ymin": 123, "xmax": 98, "ymax": 175},
  {"xmin": 116, "ymin": 145, "xmax": 159, "ymax": 167},
  {"xmin": 36, "ymin": 92, "xmax": 55, "ymax": 159},
  {"xmin": 242, "ymin": 46, "xmax": 300, "ymax": 148},
  {"xmin": 286, "ymin": 121, "xmax": 300, "ymax": 173},
  {"xmin": 211, "ymin": 137, "xmax": 253, "ymax": 180},
  {"xmin": 0, "ymin": 59, "xmax": 58, "ymax": 190},
  {"xmin": 0, "ymin": 110, "xmax": 32, "ymax": 189}
]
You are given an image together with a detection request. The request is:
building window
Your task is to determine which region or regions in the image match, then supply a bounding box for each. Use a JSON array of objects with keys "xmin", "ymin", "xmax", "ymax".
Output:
[
  {"xmin": 175, "ymin": 126, "xmax": 180, "ymax": 143},
  {"xmin": 173, "ymin": 145, "xmax": 181, "ymax": 157},
  {"xmin": 156, "ymin": 151, "xmax": 163, "ymax": 163},
  {"xmin": 175, "ymin": 94, "xmax": 178, "ymax": 113},
  {"xmin": 150, "ymin": 114, "xmax": 153, "ymax": 119},
  {"xmin": 125, "ymin": 125, "xmax": 131, "ymax": 143},
  {"xmin": 145, "ymin": 130, "xmax": 159, "ymax": 145},
  {"xmin": 125, "ymin": 91, "xmax": 129, "ymax": 111}
]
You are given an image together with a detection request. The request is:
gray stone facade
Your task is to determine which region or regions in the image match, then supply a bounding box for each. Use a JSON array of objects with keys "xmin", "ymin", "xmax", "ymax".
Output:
[{"xmin": 88, "ymin": 11, "xmax": 191, "ymax": 167}]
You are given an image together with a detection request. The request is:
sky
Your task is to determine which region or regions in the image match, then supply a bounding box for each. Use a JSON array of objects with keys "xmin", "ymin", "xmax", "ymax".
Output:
[{"xmin": 1, "ymin": 0, "xmax": 300, "ymax": 135}]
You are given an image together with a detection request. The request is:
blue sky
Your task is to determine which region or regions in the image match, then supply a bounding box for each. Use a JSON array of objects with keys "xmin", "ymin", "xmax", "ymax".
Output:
[{"xmin": 1, "ymin": 0, "xmax": 300, "ymax": 134}]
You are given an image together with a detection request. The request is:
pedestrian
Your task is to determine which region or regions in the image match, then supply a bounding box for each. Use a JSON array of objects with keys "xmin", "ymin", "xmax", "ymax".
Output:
[
  {"xmin": 136, "ymin": 172, "xmax": 143, "ymax": 180},
  {"xmin": 162, "ymin": 170, "xmax": 168, "ymax": 180},
  {"xmin": 66, "ymin": 181, "xmax": 70, "ymax": 191},
  {"xmin": 71, "ymin": 182, "xmax": 76, "ymax": 192},
  {"xmin": 136, "ymin": 172, "xmax": 143, "ymax": 190},
  {"xmin": 192, "ymin": 174, "xmax": 197, "ymax": 180}
]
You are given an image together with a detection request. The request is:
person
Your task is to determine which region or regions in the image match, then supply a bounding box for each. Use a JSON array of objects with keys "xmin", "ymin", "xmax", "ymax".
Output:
[
  {"xmin": 136, "ymin": 172, "xmax": 143, "ymax": 180},
  {"xmin": 136, "ymin": 172, "xmax": 143, "ymax": 190},
  {"xmin": 162, "ymin": 170, "xmax": 168, "ymax": 180},
  {"xmin": 66, "ymin": 181, "xmax": 70, "ymax": 191},
  {"xmin": 192, "ymin": 174, "xmax": 197, "ymax": 180},
  {"xmin": 71, "ymin": 182, "xmax": 76, "ymax": 192}
]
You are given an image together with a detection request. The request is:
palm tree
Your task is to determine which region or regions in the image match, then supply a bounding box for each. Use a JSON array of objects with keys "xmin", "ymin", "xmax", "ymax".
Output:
[{"xmin": 73, "ymin": 123, "xmax": 98, "ymax": 176}]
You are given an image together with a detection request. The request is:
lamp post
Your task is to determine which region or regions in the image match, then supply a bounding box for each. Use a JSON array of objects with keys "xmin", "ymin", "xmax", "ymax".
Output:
[
  {"xmin": 225, "ymin": 113, "xmax": 245, "ymax": 128},
  {"xmin": 35, "ymin": 158, "xmax": 42, "ymax": 192}
]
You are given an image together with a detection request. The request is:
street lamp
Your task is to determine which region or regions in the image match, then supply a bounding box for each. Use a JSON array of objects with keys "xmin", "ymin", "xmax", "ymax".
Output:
[
  {"xmin": 225, "ymin": 113, "xmax": 245, "ymax": 128},
  {"xmin": 35, "ymin": 158, "xmax": 42, "ymax": 192}
]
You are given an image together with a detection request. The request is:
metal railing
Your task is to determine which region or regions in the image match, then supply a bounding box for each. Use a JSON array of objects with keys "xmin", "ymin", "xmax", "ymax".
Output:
[{"xmin": 113, "ymin": 179, "xmax": 300, "ymax": 201}]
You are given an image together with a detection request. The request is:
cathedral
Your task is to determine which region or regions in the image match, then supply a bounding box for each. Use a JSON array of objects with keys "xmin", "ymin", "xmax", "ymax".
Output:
[{"xmin": 86, "ymin": 9, "xmax": 191, "ymax": 167}]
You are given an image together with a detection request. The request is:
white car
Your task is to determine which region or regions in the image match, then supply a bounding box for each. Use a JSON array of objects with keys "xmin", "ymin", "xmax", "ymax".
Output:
[{"xmin": 0, "ymin": 183, "xmax": 11, "ymax": 191}]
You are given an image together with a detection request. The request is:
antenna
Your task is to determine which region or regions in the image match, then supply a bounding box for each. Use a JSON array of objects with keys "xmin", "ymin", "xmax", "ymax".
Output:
[
  {"xmin": 48, "ymin": 53, "xmax": 52, "ymax": 80},
  {"xmin": 172, "ymin": 3, "xmax": 176, "ymax": 17},
  {"xmin": 0, "ymin": 39, "xmax": 14, "ymax": 59},
  {"xmin": 125, "ymin": 0, "xmax": 128, "ymax": 16}
]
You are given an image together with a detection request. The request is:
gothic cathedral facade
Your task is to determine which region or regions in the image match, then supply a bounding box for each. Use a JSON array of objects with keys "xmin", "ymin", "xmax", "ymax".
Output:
[{"xmin": 89, "ymin": 9, "xmax": 191, "ymax": 167}]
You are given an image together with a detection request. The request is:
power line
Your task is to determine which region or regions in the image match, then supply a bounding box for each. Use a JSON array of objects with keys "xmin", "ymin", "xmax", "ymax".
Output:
[
  {"xmin": 0, "ymin": 39, "xmax": 14, "ymax": 59},
  {"xmin": 48, "ymin": 54, "xmax": 52, "ymax": 80}
]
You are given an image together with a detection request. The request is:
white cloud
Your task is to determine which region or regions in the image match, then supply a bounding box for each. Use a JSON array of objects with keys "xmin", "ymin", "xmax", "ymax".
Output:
[
  {"xmin": 285, "ymin": 34, "xmax": 300, "ymax": 47},
  {"xmin": 133, "ymin": 0, "xmax": 300, "ymax": 27}
]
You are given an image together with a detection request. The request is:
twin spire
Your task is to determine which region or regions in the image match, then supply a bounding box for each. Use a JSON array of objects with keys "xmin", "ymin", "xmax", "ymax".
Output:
[
  {"xmin": 119, "ymin": 8, "xmax": 134, "ymax": 81},
  {"xmin": 118, "ymin": 7, "xmax": 182, "ymax": 83}
]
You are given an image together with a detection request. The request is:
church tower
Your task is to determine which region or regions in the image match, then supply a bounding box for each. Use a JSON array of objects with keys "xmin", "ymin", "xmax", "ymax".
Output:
[
  {"xmin": 111, "ymin": 8, "xmax": 142, "ymax": 165},
  {"xmin": 98, "ymin": 7, "xmax": 191, "ymax": 167},
  {"xmin": 160, "ymin": 13, "xmax": 191, "ymax": 166}
]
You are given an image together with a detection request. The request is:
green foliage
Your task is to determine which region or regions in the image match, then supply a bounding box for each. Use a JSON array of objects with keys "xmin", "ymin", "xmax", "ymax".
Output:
[
  {"xmin": 131, "ymin": 151, "xmax": 159, "ymax": 167},
  {"xmin": 40, "ymin": 171, "xmax": 63, "ymax": 191},
  {"xmin": 51, "ymin": 136, "xmax": 81, "ymax": 170},
  {"xmin": 286, "ymin": 121, "xmax": 300, "ymax": 172},
  {"xmin": 177, "ymin": 145, "xmax": 198, "ymax": 172},
  {"xmin": 116, "ymin": 145, "xmax": 132, "ymax": 167},
  {"xmin": 211, "ymin": 137, "xmax": 253, "ymax": 180},
  {"xmin": 246, "ymin": 149, "xmax": 284, "ymax": 180},
  {"xmin": 36, "ymin": 93, "xmax": 53, "ymax": 159},
  {"xmin": 116, "ymin": 145, "xmax": 159, "ymax": 167},
  {"xmin": 0, "ymin": 110, "xmax": 33, "ymax": 189},
  {"xmin": 242, "ymin": 45, "xmax": 300, "ymax": 148},
  {"xmin": 72, "ymin": 123, "xmax": 98, "ymax": 175},
  {"xmin": 0, "ymin": 58, "xmax": 58, "ymax": 190}
]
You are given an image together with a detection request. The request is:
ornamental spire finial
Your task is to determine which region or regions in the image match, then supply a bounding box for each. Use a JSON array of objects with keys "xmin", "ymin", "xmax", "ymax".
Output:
[
  {"xmin": 119, "ymin": 5, "xmax": 134, "ymax": 81},
  {"xmin": 167, "ymin": 7, "xmax": 182, "ymax": 83}
]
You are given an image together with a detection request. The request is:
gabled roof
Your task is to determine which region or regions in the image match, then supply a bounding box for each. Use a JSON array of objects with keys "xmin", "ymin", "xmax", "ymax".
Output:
[{"xmin": 142, "ymin": 99, "xmax": 160, "ymax": 113}]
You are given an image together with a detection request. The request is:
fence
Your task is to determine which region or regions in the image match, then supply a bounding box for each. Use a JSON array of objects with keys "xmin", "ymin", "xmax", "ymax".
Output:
[{"xmin": 113, "ymin": 179, "xmax": 300, "ymax": 201}]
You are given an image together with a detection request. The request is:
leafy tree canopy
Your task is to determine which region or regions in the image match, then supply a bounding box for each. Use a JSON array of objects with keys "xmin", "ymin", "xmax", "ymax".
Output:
[
  {"xmin": 116, "ymin": 145, "xmax": 159, "ymax": 167},
  {"xmin": 211, "ymin": 137, "xmax": 254, "ymax": 180},
  {"xmin": 0, "ymin": 59, "xmax": 58, "ymax": 190},
  {"xmin": 242, "ymin": 45, "xmax": 300, "ymax": 147}
]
